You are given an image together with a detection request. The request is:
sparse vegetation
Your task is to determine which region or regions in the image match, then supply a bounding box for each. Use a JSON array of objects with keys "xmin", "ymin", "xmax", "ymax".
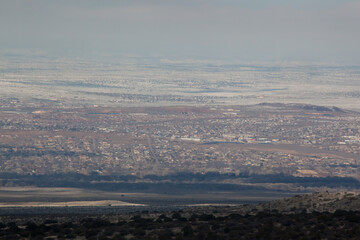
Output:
[
  {"xmin": 0, "ymin": 209, "xmax": 360, "ymax": 239},
  {"xmin": 0, "ymin": 192, "xmax": 359, "ymax": 239}
]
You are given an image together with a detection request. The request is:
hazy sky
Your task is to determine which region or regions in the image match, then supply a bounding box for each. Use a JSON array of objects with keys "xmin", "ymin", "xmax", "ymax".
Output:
[{"xmin": 1, "ymin": 0, "xmax": 360, "ymax": 63}]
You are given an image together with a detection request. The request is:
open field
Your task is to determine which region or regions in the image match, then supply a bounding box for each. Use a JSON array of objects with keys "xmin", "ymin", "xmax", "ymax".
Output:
[
  {"xmin": 0, "ymin": 186, "xmax": 297, "ymax": 210},
  {"xmin": 0, "ymin": 200, "xmax": 144, "ymax": 208},
  {"xmin": 213, "ymin": 143, "xmax": 359, "ymax": 160}
]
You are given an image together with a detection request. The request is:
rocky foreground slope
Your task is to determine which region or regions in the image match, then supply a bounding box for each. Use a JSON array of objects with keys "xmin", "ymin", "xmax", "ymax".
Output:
[
  {"xmin": 189, "ymin": 191, "xmax": 360, "ymax": 216},
  {"xmin": 260, "ymin": 191, "xmax": 360, "ymax": 213},
  {"xmin": 0, "ymin": 192, "xmax": 360, "ymax": 240}
]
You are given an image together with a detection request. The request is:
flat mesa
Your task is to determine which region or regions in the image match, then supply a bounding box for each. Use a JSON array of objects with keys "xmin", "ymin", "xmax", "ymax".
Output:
[{"xmin": 0, "ymin": 200, "xmax": 146, "ymax": 208}]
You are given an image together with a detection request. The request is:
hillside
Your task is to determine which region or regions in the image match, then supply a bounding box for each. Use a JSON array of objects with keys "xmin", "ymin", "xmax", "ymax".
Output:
[{"xmin": 0, "ymin": 192, "xmax": 360, "ymax": 239}]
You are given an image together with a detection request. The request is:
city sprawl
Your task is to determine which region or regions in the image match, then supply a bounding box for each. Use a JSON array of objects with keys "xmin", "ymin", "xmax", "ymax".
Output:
[
  {"xmin": 0, "ymin": 58, "xmax": 359, "ymax": 187},
  {"xmin": 0, "ymin": 99, "xmax": 359, "ymax": 180}
]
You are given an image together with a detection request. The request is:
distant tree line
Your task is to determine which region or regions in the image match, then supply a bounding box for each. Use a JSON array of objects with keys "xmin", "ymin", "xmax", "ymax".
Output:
[{"xmin": 0, "ymin": 172, "xmax": 358, "ymax": 191}]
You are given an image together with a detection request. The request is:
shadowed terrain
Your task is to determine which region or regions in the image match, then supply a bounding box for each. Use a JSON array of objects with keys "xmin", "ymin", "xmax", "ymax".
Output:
[{"xmin": 0, "ymin": 192, "xmax": 359, "ymax": 240}]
